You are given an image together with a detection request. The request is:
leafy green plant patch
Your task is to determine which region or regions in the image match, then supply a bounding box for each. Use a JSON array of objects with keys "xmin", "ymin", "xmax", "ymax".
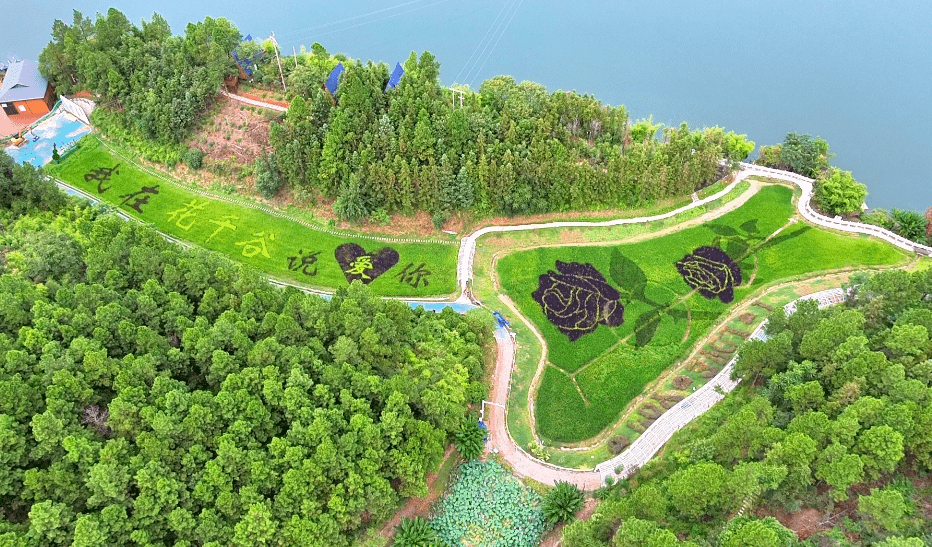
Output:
[{"xmin": 430, "ymin": 460, "xmax": 546, "ymax": 547}]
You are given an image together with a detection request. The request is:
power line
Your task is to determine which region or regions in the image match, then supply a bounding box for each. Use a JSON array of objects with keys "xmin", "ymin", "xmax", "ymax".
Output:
[
  {"xmin": 280, "ymin": 0, "xmax": 453, "ymax": 48},
  {"xmin": 452, "ymin": 0, "xmax": 517, "ymax": 85},
  {"xmin": 277, "ymin": 0, "xmax": 430, "ymax": 38},
  {"xmin": 468, "ymin": 0, "xmax": 524, "ymax": 87}
]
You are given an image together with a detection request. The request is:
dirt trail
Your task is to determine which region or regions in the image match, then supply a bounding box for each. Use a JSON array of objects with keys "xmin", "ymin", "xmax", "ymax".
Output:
[{"xmin": 377, "ymin": 445, "xmax": 456, "ymax": 545}]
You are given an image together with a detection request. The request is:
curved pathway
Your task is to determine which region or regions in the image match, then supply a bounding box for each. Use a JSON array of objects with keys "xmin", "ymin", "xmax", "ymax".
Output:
[
  {"xmin": 463, "ymin": 162, "xmax": 930, "ymax": 488},
  {"xmin": 220, "ymin": 89, "xmax": 288, "ymax": 112}
]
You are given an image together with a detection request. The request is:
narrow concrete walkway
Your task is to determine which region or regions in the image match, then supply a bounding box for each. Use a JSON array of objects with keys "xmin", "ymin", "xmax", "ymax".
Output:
[{"xmin": 220, "ymin": 89, "xmax": 288, "ymax": 112}]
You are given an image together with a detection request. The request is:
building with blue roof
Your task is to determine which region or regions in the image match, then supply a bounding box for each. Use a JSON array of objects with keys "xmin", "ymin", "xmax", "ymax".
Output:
[{"xmin": 0, "ymin": 60, "xmax": 55, "ymax": 117}]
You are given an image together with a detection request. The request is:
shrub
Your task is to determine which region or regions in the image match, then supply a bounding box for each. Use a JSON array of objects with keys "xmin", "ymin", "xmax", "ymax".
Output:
[
  {"xmin": 432, "ymin": 211, "xmax": 448, "ymax": 231},
  {"xmin": 889, "ymin": 209, "xmax": 928, "ymax": 243},
  {"xmin": 184, "ymin": 149, "xmax": 205, "ymax": 170},
  {"xmin": 254, "ymin": 153, "xmax": 283, "ymax": 199},
  {"xmin": 543, "ymin": 481, "xmax": 585, "ymax": 525},
  {"xmin": 453, "ymin": 418, "xmax": 485, "ymax": 461},
  {"xmin": 608, "ymin": 436, "xmax": 630, "ymax": 455},
  {"xmin": 393, "ymin": 517, "xmax": 439, "ymax": 547},
  {"xmin": 370, "ymin": 208, "xmax": 390, "ymax": 226},
  {"xmin": 862, "ymin": 208, "xmax": 891, "ymax": 229}
]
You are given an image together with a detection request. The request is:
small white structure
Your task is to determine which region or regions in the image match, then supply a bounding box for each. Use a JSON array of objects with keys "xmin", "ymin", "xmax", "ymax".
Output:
[{"xmin": 59, "ymin": 95, "xmax": 93, "ymax": 125}]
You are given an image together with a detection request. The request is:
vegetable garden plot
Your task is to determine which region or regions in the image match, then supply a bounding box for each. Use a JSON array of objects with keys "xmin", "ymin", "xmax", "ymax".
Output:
[
  {"xmin": 498, "ymin": 185, "xmax": 910, "ymax": 444},
  {"xmin": 47, "ymin": 138, "xmax": 457, "ymax": 296}
]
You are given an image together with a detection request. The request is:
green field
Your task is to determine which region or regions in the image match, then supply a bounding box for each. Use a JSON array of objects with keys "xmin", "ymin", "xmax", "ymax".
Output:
[
  {"xmin": 498, "ymin": 185, "xmax": 910, "ymax": 444},
  {"xmin": 47, "ymin": 137, "xmax": 458, "ymax": 297}
]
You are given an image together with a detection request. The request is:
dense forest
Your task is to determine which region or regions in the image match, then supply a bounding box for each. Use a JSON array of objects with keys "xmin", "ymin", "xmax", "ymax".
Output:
[
  {"xmin": 0, "ymin": 151, "xmax": 493, "ymax": 546},
  {"xmin": 38, "ymin": 9, "xmax": 755, "ymax": 222},
  {"xmin": 562, "ymin": 267, "xmax": 932, "ymax": 546},
  {"xmin": 269, "ymin": 54, "xmax": 754, "ymax": 219}
]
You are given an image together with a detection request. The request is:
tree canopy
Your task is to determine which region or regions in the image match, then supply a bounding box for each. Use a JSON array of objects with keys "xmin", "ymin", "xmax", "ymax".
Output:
[
  {"xmin": 0, "ymin": 161, "xmax": 493, "ymax": 546},
  {"xmin": 40, "ymin": 9, "xmax": 240, "ymax": 144},
  {"xmin": 270, "ymin": 59, "xmax": 755, "ymax": 219}
]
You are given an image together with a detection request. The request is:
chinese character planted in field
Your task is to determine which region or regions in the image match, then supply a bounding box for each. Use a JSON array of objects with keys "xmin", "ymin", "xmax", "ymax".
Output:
[
  {"xmin": 84, "ymin": 164, "xmax": 120, "ymax": 194},
  {"xmin": 235, "ymin": 231, "xmax": 276, "ymax": 258},
  {"xmin": 166, "ymin": 199, "xmax": 207, "ymax": 231},
  {"xmin": 396, "ymin": 262, "xmax": 431, "ymax": 288},
  {"xmin": 334, "ymin": 243, "xmax": 399, "ymax": 285},
  {"xmin": 287, "ymin": 249, "xmax": 321, "ymax": 277},
  {"xmin": 205, "ymin": 216, "xmax": 238, "ymax": 243},
  {"xmin": 345, "ymin": 255, "xmax": 374, "ymax": 280},
  {"xmin": 118, "ymin": 185, "xmax": 159, "ymax": 213}
]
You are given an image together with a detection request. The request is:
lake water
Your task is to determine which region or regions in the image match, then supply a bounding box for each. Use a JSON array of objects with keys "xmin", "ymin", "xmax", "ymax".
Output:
[{"xmin": 10, "ymin": 0, "xmax": 931, "ymax": 210}]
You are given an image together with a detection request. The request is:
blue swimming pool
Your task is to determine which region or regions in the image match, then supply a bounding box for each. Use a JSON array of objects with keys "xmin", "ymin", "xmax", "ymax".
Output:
[{"xmin": 4, "ymin": 113, "xmax": 90, "ymax": 167}]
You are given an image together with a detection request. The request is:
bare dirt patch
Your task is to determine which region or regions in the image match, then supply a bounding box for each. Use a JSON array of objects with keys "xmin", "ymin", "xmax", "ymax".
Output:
[
  {"xmin": 764, "ymin": 507, "xmax": 827, "ymax": 540},
  {"xmin": 187, "ymin": 96, "xmax": 272, "ymax": 166}
]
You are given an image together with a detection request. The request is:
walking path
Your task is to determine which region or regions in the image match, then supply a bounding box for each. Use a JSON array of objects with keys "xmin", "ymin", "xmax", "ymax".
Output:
[
  {"xmin": 220, "ymin": 89, "xmax": 288, "ymax": 112},
  {"xmin": 460, "ymin": 163, "xmax": 930, "ymax": 488}
]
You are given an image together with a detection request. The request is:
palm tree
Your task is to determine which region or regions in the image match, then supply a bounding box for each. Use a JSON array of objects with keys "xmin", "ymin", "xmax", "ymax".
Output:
[
  {"xmin": 453, "ymin": 418, "xmax": 485, "ymax": 461},
  {"xmin": 891, "ymin": 209, "xmax": 928, "ymax": 243},
  {"xmin": 542, "ymin": 481, "xmax": 584, "ymax": 525},
  {"xmin": 393, "ymin": 517, "xmax": 439, "ymax": 547}
]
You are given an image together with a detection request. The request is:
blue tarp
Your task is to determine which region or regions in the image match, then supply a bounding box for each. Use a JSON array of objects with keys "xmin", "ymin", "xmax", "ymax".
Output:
[
  {"xmin": 384, "ymin": 62, "xmax": 404, "ymax": 91},
  {"xmin": 325, "ymin": 63, "xmax": 345, "ymax": 95},
  {"xmin": 493, "ymin": 311, "xmax": 510, "ymax": 328}
]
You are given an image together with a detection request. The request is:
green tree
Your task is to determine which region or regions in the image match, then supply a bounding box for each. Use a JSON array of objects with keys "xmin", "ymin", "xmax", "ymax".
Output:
[
  {"xmin": 542, "ymin": 481, "xmax": 584, "ymax": 525},
  {"xmin": 254, "ymin": 153, "xmax": 283, "ymax": 199},
  {"xmin": 814, "ymin": 168, "xmax": 867, "ymax": 215},
  {"xmin": 663, "ymin": 462, "xmax": 727, "ymax": 520},
  {"xmin": 815, "ymin": 442, "xmax": 864, "ymax": 501},
  {"xmin": 858, "ymin": 487, "xmax": 906, "ymax": 534},
  {"xmin": 780, "ymin": 133, "xmax": 830, "ymax": 177},
  {"xmin": 611, "ymin": 517, "xmax": 679, "ymax": 547},
  {"xmin": 719, "ymin": 516, "xmax": 797, "ymax": 547}
]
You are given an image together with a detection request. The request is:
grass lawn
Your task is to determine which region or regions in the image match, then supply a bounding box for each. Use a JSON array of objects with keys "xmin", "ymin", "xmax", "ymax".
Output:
[
  {"xmin": 47, "ymin": 137, "xmax": 458, "ymax": 297},
  {"xmin": 497, "ymin": 184, "xmax": 911, "ymax": 444}
]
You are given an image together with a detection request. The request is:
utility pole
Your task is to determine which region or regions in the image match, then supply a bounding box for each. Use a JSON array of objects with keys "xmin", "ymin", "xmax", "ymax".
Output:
[
  {"xmin": 270, "ymin": 31, "xmax": 287, "ymax": 93},
  {"xmin": 292, "ymin": 46, "xmax": 298, "ymax": 68},
  {"xmin": 448, "ymin": 87, "xmax": 465, "ymax": 109}
]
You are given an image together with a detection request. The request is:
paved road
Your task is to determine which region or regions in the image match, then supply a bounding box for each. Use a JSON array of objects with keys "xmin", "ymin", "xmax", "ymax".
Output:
[{"xmin": 485, "ymin": 328, "xmax": 603, "ymax": 489}]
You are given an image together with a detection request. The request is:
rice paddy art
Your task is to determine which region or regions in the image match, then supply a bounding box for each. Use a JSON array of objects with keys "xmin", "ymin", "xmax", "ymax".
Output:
[
  {"xmin": 334, "ymin": 243, "xmax": 400, "ymax": 284},
  {"xmin": 676, "ymin": 246, "xmax": 742, "ymax": 303},
  {"xmin": 531, "ymin": 261, "xmax": 624, "ymax": 342}
]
